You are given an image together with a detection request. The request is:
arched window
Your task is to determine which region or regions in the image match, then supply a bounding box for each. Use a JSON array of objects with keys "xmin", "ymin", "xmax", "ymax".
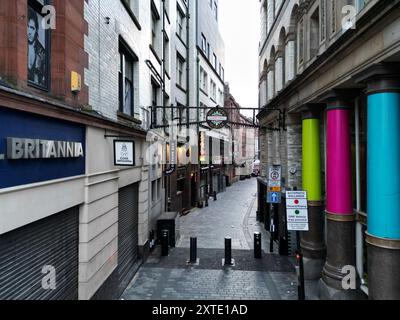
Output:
[
  {"xmin": 267, "ymin": 0, "xmax": 275, "ymax": 34},
  {"xmin": 287, "ymin": 4, "xmax": 299, "ymax": 81},
  {"xmin": 268, "ymin": 46, "xmax": 276, "ymax": 99},
  {"xmin": 278, "ymin": 27, "xmax": 286, "ymax": 90}
]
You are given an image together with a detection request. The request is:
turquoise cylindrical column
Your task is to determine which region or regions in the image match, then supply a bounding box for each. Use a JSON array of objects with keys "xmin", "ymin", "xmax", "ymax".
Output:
[{"xmin": 365, "ymin": 74, "xmax": 400, "ymax": 300}]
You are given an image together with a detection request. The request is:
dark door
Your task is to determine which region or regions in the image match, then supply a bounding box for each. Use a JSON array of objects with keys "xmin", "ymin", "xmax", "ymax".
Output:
[{"xmin": 117, "ymin": 183, "xmax": 139, "ymax": 296}]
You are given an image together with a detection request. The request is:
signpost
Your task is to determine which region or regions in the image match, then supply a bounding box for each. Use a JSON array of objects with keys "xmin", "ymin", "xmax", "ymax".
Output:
[
  {"xmin": 267, "ymin": 165, "xmax": 282, "ymax": 204},
  {"xmin": 267, "ymin": 165, "xmax": 282, "ymax": 253},
  {"xmin": 286, "ymin": 190, "xmax": 309, "ymax": 301}
]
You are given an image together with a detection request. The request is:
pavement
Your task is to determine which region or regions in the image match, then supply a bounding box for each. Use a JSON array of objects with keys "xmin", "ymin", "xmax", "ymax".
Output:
[{"xmin": 122, "ymin": 178, "xmax": 317, "ymax": 301}]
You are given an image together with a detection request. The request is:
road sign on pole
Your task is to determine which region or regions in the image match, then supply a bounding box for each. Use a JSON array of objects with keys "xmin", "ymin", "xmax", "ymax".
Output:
[
  {"xmin": 286, "ymin": 191, "xmax": 309, "ymax": 231},
  {"xmin": 267, "ymin": 191, "xmax": 281, "ymax": 204},
  {"xmin": 267, "ymin": 165, "xmax": 282, "ymax": 203}
]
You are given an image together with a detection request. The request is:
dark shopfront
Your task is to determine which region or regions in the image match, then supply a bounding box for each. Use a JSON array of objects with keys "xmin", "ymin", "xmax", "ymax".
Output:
[{"xmin": 0, "ymin": 107, "xmax": 86, "ymax": 300}]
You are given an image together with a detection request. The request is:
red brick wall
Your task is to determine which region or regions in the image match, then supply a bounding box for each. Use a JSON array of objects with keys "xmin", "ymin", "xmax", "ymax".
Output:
[{"xmin": 0, "ymin": 0, "xmax": 88, "ymax": 108}]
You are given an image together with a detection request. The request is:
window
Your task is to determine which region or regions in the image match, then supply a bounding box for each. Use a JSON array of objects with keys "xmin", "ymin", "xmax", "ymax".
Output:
[
  {"xmin": 152, "ymin": 180, "xmax": 157, "ymax": 202},
  {"xmin": 356, "ymin": 0, "xmax": 371, "ymax": 12},
  {"xmin": 177, "ymin": 6, "xmax": 185, "ymax": 39},
  {"xmin": 176, "ymin": 54, "xmax": 185, "ymax": 87},
  {"xmin": 320, "ymin": 0, "xmax": 326, "ymax": 42},
  {"xmin": 201, "ymin": 34, "xmax": 207, "ymax": 53},
  {"xmin": 330, "ymin": 0, "xmax": 336, "ymax": 35},
  {"xmin": 157, "ymin": 179, "xmax": 161, "ymax": 200},
  {"xmin": 210, "ymin": 80, "xmax": 217, "ymax": 101},
  {"xmin": 151, "ymin": 81, "xmax": 160, "ymax": 124},
  {"xmin": 207, "ymin": 43, "xmax": 210, "ymax": 59},
  {"xmin": 298, "ymin": 18, "xmax": 304, "ymax": 63},
  {"xmin": 151, "ymin": 4, "xmax": 161, "ymax": 55},
  {"xmin": 164, "ymin": 37, "xmax": 170, "ymax": 74},
  {"xmin": 213, "ymin": 53, "xmax": 217, "ymax": 70},
  {"xmin": 27, "ymin": 0, "xmax": 50, "ymax": 90},
  {"xmin": 213, "ymin": 1, "xmax": 218, "ymax": 21},
  {"xmin": 200, "ymin": 103, "xmax": 207, "ymax": 122},
  {"xmin": 218, "ymin": 88, "xmax": 223, "ymax": 105},
  {"xmin": 310, "ymin": 8, "xmax": 320, "ymax": 59},
  {"xmin": 219, "ymin": 64, "xmax": 225, "ymax": 81},
  {"xmin": 119, "ymin": 40, "xmax": 137, "ymax": 116},
  {"xmin": 200, "ymin": 67, "xmax": 208, "ymax": 94}
]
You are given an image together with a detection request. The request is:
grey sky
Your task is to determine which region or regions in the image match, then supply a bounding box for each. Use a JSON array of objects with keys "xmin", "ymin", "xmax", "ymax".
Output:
[{"xmin": 219, "ymin": 0, "xmax": 260, "ymax": 116}]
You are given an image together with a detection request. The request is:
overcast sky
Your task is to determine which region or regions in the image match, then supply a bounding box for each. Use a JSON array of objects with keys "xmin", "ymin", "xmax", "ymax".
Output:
[{"xmin": 219, "ymin": 0, "xmax": 260, "ymax": 116}]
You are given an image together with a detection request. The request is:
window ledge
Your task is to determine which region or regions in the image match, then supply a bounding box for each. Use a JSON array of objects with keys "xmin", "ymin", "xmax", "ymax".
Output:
[
  {"xmin": 176, "ymin": 83, "xmax": 187, "ymax": 93},
  {"xmin": 117, "ymin": 110, "xmax": 142, "ymax": 124},
  {"xmin": 200, "ymin": 88, "xmax": 208, "ymax": 96},
  {"xmin": 176, "ymin": 33, "xmax": 188, "ymax": 48},
  {"xmin": 149, "ymin": 45, "xmax": 162, "ymax": 65}
]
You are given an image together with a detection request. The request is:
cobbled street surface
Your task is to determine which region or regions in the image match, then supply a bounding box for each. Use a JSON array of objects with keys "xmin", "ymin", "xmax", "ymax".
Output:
[{"xmin": 122, "ymin": 178, "xmax": 298, "ymax": 300}]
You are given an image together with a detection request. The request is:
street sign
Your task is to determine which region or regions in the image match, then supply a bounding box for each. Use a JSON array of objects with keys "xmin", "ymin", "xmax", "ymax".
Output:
[
  {"xmin": 286, "ymin": 191, "xmax": 309, "ymax": 231},
  {"xmin": 268, "ymin": 165, "xmax": 281, "ymax": 193},
  {"xmin": 267, "ymin": 191, "xmax": 281, "ymax": 204},
  {"xmin": 268, "ymin": 166, "xmax": 281, "ymax": 183}
]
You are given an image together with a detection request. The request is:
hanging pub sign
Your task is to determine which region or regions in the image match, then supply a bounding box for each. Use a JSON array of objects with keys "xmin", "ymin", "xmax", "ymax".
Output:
[
  {"xmin": 114, "ymin": 140, "xmax": 135, "ymax": 166},
  {"xmin": 206, "ymin": 106, "xmax": 228, "ymax": 129}
]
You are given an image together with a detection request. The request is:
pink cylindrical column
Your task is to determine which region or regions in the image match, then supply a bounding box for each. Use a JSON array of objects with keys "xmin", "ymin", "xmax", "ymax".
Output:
[{"xmin": 326, "ymin": 109, "xmax": 353, "ymax": 215}]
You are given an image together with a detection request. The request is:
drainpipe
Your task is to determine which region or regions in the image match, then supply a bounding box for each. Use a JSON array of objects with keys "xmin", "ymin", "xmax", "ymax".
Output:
[{"xmin": 195, "ymin": 0, "xmax": 201, "ymax": 205}]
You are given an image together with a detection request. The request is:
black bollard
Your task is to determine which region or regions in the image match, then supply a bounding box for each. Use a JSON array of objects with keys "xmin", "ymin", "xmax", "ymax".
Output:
[
  {"xmin": 161, "ymin": 229, "xmax": 169, "ymax": 256},
  {"xmin": 213, "ymin": 191, "xmax": 217, "ymax": 201},
  {"xmin": 254, "ymin": 232, "xmax": 262, "ymax": 259},
  {"xmin": 190, "ymin": 237, "xmax": 197, "ymax": 263},
  {"xmin": 225, "ymin": 237, "xmax": 232, "ymax": 265},
  {"xmin": 205, "ymin": 196, "xmax": 209, "ymax": 207}
]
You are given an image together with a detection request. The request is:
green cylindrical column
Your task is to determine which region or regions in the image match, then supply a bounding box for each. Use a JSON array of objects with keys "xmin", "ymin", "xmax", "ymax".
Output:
[
  {"xmin": 301, "ymin": 110, "xmax": 326, "ymax": 280},
  {"xmin": 303, "ymin": 118, "xmax": 322, "ymax": 201}
]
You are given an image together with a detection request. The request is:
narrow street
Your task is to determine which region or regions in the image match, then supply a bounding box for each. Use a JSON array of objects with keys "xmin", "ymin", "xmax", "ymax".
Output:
[{"xmin": 122, "ymin": 178, "xmax": 298, "ymax": 300}]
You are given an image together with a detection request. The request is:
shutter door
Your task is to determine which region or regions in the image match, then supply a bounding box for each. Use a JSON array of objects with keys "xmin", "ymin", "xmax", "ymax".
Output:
[
  {"xmin": 0, "ymin": 207, "xmax": 79, "ymax": 300},
  {"xmin": 118, "ymin": 183, "xmax": 139, "ymax": 295}
]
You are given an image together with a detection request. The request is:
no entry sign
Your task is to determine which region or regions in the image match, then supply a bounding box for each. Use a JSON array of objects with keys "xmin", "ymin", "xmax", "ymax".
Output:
[{"xmin": 286, "ymin": 191, "xmax": 309, "ymax": 231}]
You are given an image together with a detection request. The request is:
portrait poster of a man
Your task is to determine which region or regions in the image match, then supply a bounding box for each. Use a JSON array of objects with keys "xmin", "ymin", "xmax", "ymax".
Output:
[{"xmin": 27, "ymin": 6, "xmax": 48, "ymax": 89}]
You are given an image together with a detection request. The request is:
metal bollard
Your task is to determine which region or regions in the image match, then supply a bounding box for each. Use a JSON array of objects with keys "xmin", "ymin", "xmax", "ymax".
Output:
[
  {"xmin": 190, "ymin": 237, "xmax": 197, "ymax": 263},
  {"xmin": 225, "ymin": 237, "xmax": 232, "ymax": 265},
  {"xmin": 213, "ymin": 191, "xmax": 217, "ymax": 201},
  {"xmin": 205, "ymin": 197, "xmax": 209, "ymax": 207},
  {"xmin": 254, "ymin": 232, "xmax": 262, "ymax": 259},
  {"xmin": 161, "ymin": 229, "xmax": 169, "ymax": 256}
]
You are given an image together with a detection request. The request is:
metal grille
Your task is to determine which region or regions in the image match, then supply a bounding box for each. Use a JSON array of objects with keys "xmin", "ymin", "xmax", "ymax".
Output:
[
  {"xmin": 0, "ymin": 207, "xmax": 79, "ymax": 300},
  {"xmin": 117, "ymin": 183, "xmax": 139, "ymax": 295}
]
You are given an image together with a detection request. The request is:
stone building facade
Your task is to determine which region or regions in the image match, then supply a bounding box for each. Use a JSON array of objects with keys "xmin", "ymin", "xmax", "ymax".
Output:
[{"xmin": 258, "ymin": 0, "xmax": 400, "ymax": 299}]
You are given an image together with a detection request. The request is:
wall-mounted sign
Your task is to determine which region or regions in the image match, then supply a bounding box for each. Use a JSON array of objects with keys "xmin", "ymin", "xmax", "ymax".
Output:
[
  {"xmin": 0, "ymin": 107, "xmax": 86, "ymax": 189},
  {"xmin": 286, "ymin": 191, "xmax": 309, "ymax": 231},
  {"xmin": 165, "ymin": 141, "xmax": 177, "ymax": 176},
  {"xmin": 114, "ymin": 140, "xmax": 135, "ymax": 166},
  {"xmin": 5, "ymin": 138, "xmax": 84, "ymax": 159},
  {"xmin": 206, "ymin": 107, "xmax": 228, "ymax": 129}
]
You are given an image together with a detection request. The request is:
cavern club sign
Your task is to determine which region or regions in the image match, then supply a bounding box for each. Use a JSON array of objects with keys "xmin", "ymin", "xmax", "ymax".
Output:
[{"xmin": 206, "ymin": 107, "xmax": 228, "ymax": 129}]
